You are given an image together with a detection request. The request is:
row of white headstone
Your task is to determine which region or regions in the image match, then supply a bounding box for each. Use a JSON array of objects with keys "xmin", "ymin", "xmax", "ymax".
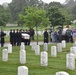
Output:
[
  {"xmin": 17, "ymin": 40, "xmax": 76, "ymax": 75},
  {"xmin": 18, "ymin": 66, "xmax": 70, "ymax": 75},
  {"xmin": 2, "ymin": 40, "xmax": 75, "ymax": 75}
]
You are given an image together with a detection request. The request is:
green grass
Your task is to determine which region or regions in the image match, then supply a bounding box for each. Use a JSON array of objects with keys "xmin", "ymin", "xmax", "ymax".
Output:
[
  {"xmin": 0, "ymin": 26, "xmax": 28, "ymax": 31},
  {"xmin": 0, "ymin": 43, "xmax": 76, "ymax": 75}
]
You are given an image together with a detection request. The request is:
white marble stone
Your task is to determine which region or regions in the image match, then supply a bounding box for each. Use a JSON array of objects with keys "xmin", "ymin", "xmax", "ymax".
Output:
[
  {"xmin": 73, "ymin": 43, "xmax": 76, "ymax": 47},
  {"xmin": 8, "ymin": 44, "xmax": 12, "ymax": 53},
  {"xmin": 62, "ymin": 40, "xmax": 66, "ymax": 48},
  {"xmin": 21, "ymin": 42, "xmax": 25, "ymax": 45},
  {"xmin": 41, "ymin": 51, "xmax": 48, "ymax": 66},
  {"xmin": 56, "ymin": 71, "xmax": 69, "ymax": 75},
  {"xmin": 51, "ymin": 46, "xmax": 57, "ymax": 57},
  {"xmin": 2, "ymin": 49, "xmax": 8, "ymax": 62},
  {"xmin": 57, "ymin": 43, "xmax": 62, "ymax": 52},
  {"xmin": 20, "ymin": 42, "xmax": 25, "ymax": 50},
  {"xmin": 18, "ymin": 66, "xmax": 28, "ymax": 75},
  {"xmin": 44, "ymin": 43, "xmax": 48, "ymax": 51},
  {"xmin": 20, "ymin": 50, "xmax": 26, "ymax": 64},
  {"xmin": 74, "ymin": 41, "xmax": 76, "ymax": 44},
  {"xmin": 35, "ymin": 45, "xmax": 40, "ymax": 55},
  {"xmin": 31, "ymin": 43, "xmax": 37, "ymax": 51},
  {"xmin": 70, "ymin": 47, "xmax": 76, "ymax": 58},
  {"xmin": 31, "ymin": 44, "xmax": 35, "ymax": 51},
  {"xmin": 66, "ymin": 53, "xmax": 75, "ymax": 70}
]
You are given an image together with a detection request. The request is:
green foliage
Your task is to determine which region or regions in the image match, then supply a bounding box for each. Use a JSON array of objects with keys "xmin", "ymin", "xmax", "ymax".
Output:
[
  {"xmin": 0, "ymin": 18, "xmax": 6, "ymax": 26},
  {"xmin": 9, "ymin": 0, "xmax": 45, "ymax": 22},
  {"xmin": 72, "ymin": 4, "xmax": 76, "ymax": 19},
  {"xmin": 48, "ymin": 2, "xmax": 63, "ymax": 8},
  {"xmin": 19, "ymin": 6, "xmax": 50, "ymax": 28},
  {"xmin": 0, "ymin": 43, "xmax": 76, "ymax": 75},
  {"xmin": 7, "ymin": 0, "xmax": 76, "ymax": 24},
  {"xmin": 47, "ymin": 6, "xmax": 65, "ymax": 28},
  {"xmin": 0, "ymin": 5, "xmax": 10, "ymax": 26},
  {"xmin": 59, "ymin": 8, "xmax": 72, "ymax": 25},
  {"xmin": 9, "ymin": 0, "xmax": 27, "ymax": 22},
  {"xmin": 64, "ymin": 0, "xmax": 76, "ymax": 20}
]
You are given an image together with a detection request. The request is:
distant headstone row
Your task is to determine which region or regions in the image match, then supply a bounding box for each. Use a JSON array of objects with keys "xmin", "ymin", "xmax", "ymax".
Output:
[{"xmin": 2, "ymin": 40, "xmax": 76, "ymax": 75}]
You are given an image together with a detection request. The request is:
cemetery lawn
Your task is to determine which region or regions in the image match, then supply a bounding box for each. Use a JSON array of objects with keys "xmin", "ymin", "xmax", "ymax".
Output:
[{"xmin": 0, "ymin": 43, "xmax": 76, "ymax": 75}]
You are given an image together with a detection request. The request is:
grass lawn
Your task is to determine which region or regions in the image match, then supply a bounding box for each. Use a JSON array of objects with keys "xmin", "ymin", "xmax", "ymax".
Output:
[{"xmin": 0, "ymin": 43, "xmax": 76, "ymax": 75}]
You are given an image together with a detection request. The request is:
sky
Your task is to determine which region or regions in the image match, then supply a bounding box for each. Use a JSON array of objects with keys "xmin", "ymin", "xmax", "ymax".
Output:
[{"xmin": 0, "ymin": 0, "xmax": 65, "ymax": 5}]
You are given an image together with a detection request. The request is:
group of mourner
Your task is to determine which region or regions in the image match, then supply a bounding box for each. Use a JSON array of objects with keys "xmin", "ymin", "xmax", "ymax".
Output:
[
  {"xmin": 0, "ymin": 25, "xmax": 76, "ymax": 47},
  {"xmin": 0, "ymin": 28, "xmax": 35, "ymax": 47}
]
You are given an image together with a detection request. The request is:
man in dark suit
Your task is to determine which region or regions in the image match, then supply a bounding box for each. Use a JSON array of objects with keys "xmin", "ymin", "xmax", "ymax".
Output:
[
  {"xmin": 44, "ymin": 29, "xmax": 49, "ymax": 43},
  {"xmin": 12, "ymin": 29, "xmax": 16, "ymax": 46},
  {"xmin": 18, "ymin": 29, "xmax": 22, "ymax": 46},
  {"xmin": 1, "ymin": 30, "xmax": 6, "ymax": 47},
  {"xmin": 10, "ymin": 29, "xmax": 13, "ymax": 45}
]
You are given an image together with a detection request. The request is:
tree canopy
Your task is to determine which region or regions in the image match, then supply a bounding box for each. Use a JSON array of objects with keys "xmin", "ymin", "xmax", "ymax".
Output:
[
  {"xmin": 19, "ymin": 6, "xmax": 50, "ymax": 28},
  {"xmin": 47, "ymin": 6, "xmax": 65, "ymax": 28},
  {"xmin": 0, "ymin": 5, "xmax": 10, "ymax": 26}
]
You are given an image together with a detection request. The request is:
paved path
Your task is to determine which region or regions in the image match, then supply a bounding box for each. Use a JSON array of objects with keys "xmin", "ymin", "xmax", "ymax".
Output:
[{"xmin": 0, "ymin": 42, "xmax": 54, "ymax": 47}]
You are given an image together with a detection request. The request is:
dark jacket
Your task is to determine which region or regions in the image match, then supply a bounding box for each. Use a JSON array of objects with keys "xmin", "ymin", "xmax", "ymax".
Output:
[{"xmin": 44, "ymin": 31, "xmax": 48, "ymax": 43}]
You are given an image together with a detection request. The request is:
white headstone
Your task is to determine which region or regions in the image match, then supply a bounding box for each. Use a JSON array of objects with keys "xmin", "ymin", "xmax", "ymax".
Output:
[
  {"xmin": 56, "ymin": 71, "xmax": 69, "ymax": 75},
  {"xmin": 66, "ymin": 53, "xmax": 75, "ymax": 70},
  {"xmin": 73, "ymin": 43, "xmax": 76, "ymax": 47},
  {"xmin": 51, "ymin": 46, "xmax": 57, "ymax": 57},
  {"xmin": 70, "ymin": 47, "xmax": 76, "ymax": 58},
  {"xmin": 8, "ymin": 44, "xmax": 12, "ymax": 53},
  {"xmin": 41, "ymin": 51, "xmax": 48, "ymax": 66},
  {"xmin": 20, "ymin": 42, "xmax": 25, "ymax": 50},
  {"xmin": 21, "ymin": 42, "xmax": 25, "ymax": 45},
  {"xmin": 31, "ymin": 43, "xmax": 37, "ymax": 51},
  {"xmin": 44, "ymin": 43, "xmax": 48, "ymax": 51},
  {"xmin": 18, "ymin": 66, "xmax": 28, "ymax": 75},
  {"xmin": 74, "ymin": 41, "xmax": 76, "ymax": 44},
  {"xmin": 31, "ymin": 44, "xmax": 34, "ymax": 51},
  {"xmin": 2, "ymin": 49, "xmax": 8, "ymax": 62},
  {"xmin": 35, "ymin": 45, "xmax": 40, "ymax": 55},
  {"xmin": 62, "ymin": 40, "xmax": 66, "ymax": 48},
  {"xmin": 20, "ymin": 50, "xmax": 26, "ymax": 64},
  {"xmin": 57, "ymin": 43, "xmax": 62, "ymax": 52}
]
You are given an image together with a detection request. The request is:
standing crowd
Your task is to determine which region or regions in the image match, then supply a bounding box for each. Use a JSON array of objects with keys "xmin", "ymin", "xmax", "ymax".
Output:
[
  {"xmin": 44, "ymin": 28, "xmax": 76, "ymax": 44},
  {"xmin": 0, "ymin": 28, "xmax": 35, "ymax": 47},
  {"xmin": 1, "ymin": 27, "xmax": 76, "ymax": 47},
  {"xmin": 9, "ymin": 28, "xmax": 35, "ymax": 46}
]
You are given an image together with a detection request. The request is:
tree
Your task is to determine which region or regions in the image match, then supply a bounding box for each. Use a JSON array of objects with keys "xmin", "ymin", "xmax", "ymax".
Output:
[
  {"xmin": 59, "ymin": 8, "xmax": 72, "ymax": 25},
  {"xmin": 9, "ymin": 0, "xmax": 45, "ymax": 22},
  {"xmin": 0, "ymin": 5, "xmax": 10, "ymax": 26},
  {"xmin": 47, "ymin": 6, "xmax": 65, "ymax": 29},
  {"xmin": 9, "ymin": 0, "xmax": 27, "ymax": 22},
  {"xmin": 19, "ymin": 6, "xmax": 50, "ymax": 44},
  {"xmin": 0, "ymin": 18, "xmax": 6, "ymax": 26},
  {"xmin": 48, "ymin": 2, "xmax": 63, "ymax": 8},
  {"xmin": 72, "ymin": 4, "xmax": 76, "ymax": 19}
]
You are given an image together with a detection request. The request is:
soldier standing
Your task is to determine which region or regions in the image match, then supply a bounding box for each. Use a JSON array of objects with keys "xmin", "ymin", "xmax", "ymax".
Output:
[
  {"xmin": 13, "ymin": 29, "xmax": 16, "ymax": 46},
  {"xmin": 9, "ymin": 29, "xmax": 13, "ymax": 45},
  {"xmin": 1, "ymin": 30, "xmax": 6, "ymax": 47},
  {"xmin": 44, "ymin": 29, "xmax": 49, "ymax": 43}
]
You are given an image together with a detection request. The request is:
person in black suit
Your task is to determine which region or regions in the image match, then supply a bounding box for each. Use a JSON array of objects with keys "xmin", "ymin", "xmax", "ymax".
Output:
[
  {"xmin": 18, "ymin": 29, "xmax": 22, "ymax": 46},
  {"xmin": 1, "ymin": 29, "xmax": 6, "ymax": 47},
  {"xmin": 9, "ymin": 29, "xmax": 13, "ymax": 45},
  {"xmin": 44, "ymin": 29, "xmax": 49, "ymax": 43},
  {"xmin": 30, "ymin": 28, "xmax": 35, "ymax": 40},
  {"xmin": 12, "ymin": 29, "xmax": 16, "ymax": 46},
  {"xmin": 16, "ymin": 29, "xmax": 19, "ymax": 46}
]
